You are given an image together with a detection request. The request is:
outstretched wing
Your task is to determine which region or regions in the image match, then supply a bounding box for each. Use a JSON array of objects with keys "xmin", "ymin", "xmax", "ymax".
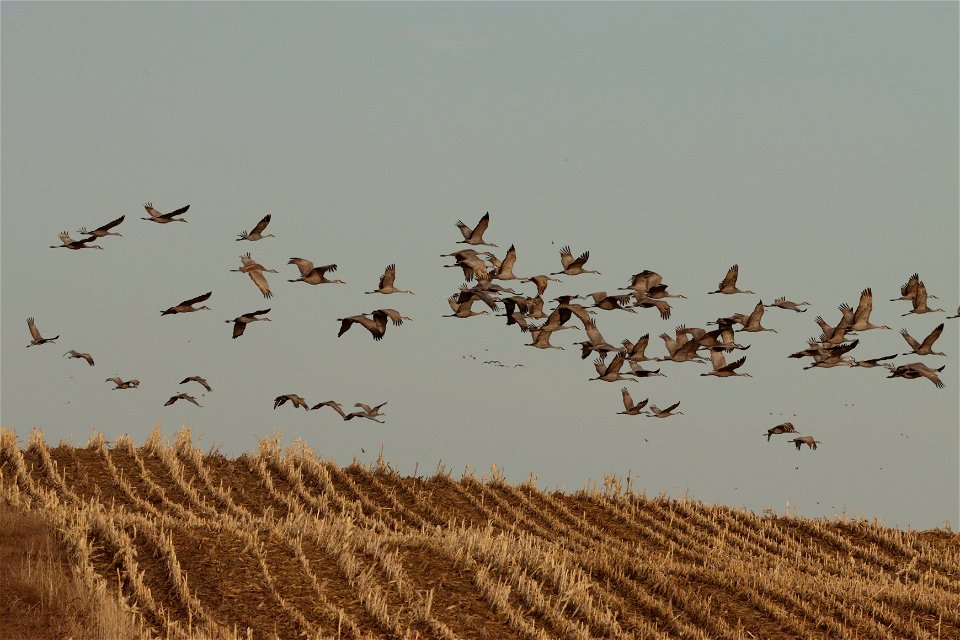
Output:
[
  {"xmin": 180, "ymin": 291, "xmax": 212, "ymax": 306},
  {"xmin": 250, "ymin": 214, "xmax": 271, "ymax": 235},
  {"xmin": 248, "ymin": 270, "xmax": 273, "ymax": 298}
]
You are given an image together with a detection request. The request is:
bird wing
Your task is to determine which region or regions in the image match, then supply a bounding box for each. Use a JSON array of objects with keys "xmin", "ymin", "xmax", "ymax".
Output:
[
  {"xmin": 158, "ymin": 204, "xmax": 190, "ymax": 220},
  {"xmin": 900, "ymin": 273, "xmax": 920, "ymax": 297},
  {"xmin": 81, "ymin": 353, "xmax": 94, "ymax": 366},
  {"xmin": 913, "ymin": 281, "xmax": 928, "ymax": 309},
  {"xmin": 720, "ymin": 356, "xmax": 747, "ymax": 373},
  {"xmin": 288, "ymin": 257, "xmax": 314, "ymax": 277},
  {"xmin": 379, "ymin": 264, "xmax": 396, "ymax": 289},
  {"xmin": 27, "ymin": 317, "xmax": 42, "ymax": 341},
  {"xmin": 164, "ymin": 396, "xmax": 178, "ymax": 406},
  {"xmin": 232, "ymin": 321, "xmax": 247, "ymax": 338},
  {"xmin": 558, "ymin": 245, "xmax": 574, "ymax": 269},
  {"xmin": 248, "ymin": 270, "xmax": 273, "ymax": 298},
  {"xmin": 314, "ymin": 264, "xmax": 338, "ymax": 277},
  {"xmin": 899, "ymin": 329, "xmax": 920, "ymax": 351},
  {"xmin": 583, "ymin": 318, "xmax": 605, "ymax": 344},
  {"xmin": 746, "ymin": 301, "xmax": 765, "ymax": 327},
  {"xmin": 94, "ymin": 215, "xmax": 125, "ymax": 232},
  {"xmin": 664, "ymin": 401, "xmax": 681, "ymax": 413},
  {"xmin": 470, "ymin": 212, "xmax": 490, "ymax": 240},
  {"xmin": 709, "ymin": 349, "xmax": 726, "ymax": 371},
  {"xmin": 919, "ymin": 368, "xmax": 945, "ymax": 388},
  {"xmin": 455, "ymin": 219, "xmax": 472, "ymax": 239},
  {"xmin": 499, "ymin": 245, "xmax": 517, "ymax": 276},
  {"xmin": 853, "ymin": 288, "xmax": 873, "ymax": 323},
  {"xmin": 143, "ymin": 203, "xmax": 162, "ymax": 218},
  {"xmin": 719, "ymin": 264, "xmax": 738, "ymax": 289},
  {"xmin": 620, "ymin": 387, "xmax": 635, "ymax": 411},
  {"xmin": 380, "ymin": 309, "xmax": 408, "ymax": 326},
  {"xmin": 569, "ymin": 251, "xmax": 590, "ymax": 269},
  {"xmin": 180, "ymin": 291, "xmax": 213, "ymax": 306},
  {"xmin": 920, "ymin": 324, "xmax": 944, "ymax": 350},
  {"xmin": 251, "ymin": 214, "xmax": 271, "ymax": 235}
]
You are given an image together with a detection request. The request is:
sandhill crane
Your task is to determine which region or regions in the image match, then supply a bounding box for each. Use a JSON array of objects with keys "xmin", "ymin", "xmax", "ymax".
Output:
[
  {"xmin": 590, "ymin": 350, "xmax": 638, "ymax": 383},
  {"xmin": 366, "ymin": 264, "xmax": 413, "ymax": 294},
  {"xmin": 78, "ymin": 215, "xmax": 125, "ymax": 239},
  {"xmin": 237, "ymin": 214, "xmax": 274, "ymax": 241},
  {"xmin": 274, "ymin": 394, "xmax": 309, "ymax": 410},
  {"xmin": 741, "ymin": 301, "xmax": 777, "ymax": 333},
  {"xmin": 521, "ymin": 274, "xmax": 562, "ymax": 297},
  {"xmin": 26, "ymin": 318, "xmax": 59, "ymax": 347},
  {"xmin": 765, "ymin": 297, "xmax": 809, "ymax": 312},
  {"xmin": 165, "ymin": 393, "xmax": 202, "ymax": 407},
  {"xmin": 900, "ymin": 324, "xmax": 946, "ymax": 356},
  {"xmin": 288, "ymin": 258, "xmax": 344, "ymax": 285},
  {"xmin": 311, "ymin": 400, "xmax": 348, "ymax": 416},
  {"xmin": 484, "ymin": 244, "xmax": 524, "ymax": 281},
  {"xmin": 338, "ymin": 309, "xmax": 408, "ymax": 340},
  {"xmin": 105, "ymin": 377, "xmax": 140, "ymax": 389},
  {"xmin": 764, "ymin": 422, "xmax": 797, "ymax": 441},
  {"xmin": 354, "ymin": 402, "xmax": 388, "ymax": 422},
  {"xmin": 50, "ymin": 231, "xmax": 104, "ymax": 250},
  {"xmin": 180, "ymin": 376, "xmax": 212, "ymax": 392},
  {"xmin": 525, "ymin": 325, "xmax": 566, "ymax": 350},
  {"xmin": 632, "ymin": 294, "xmax": 672, "ymax": 320},
  {"xmin": 231, "ymin": 253, "xmax": 278, "ymax": 298},
  {"xmin": 690, "ymin": 321, "xmax": 750, "ymax": 353},
  {"xmin": 709, "ymin": 313, "xmax": 750, "ymax": 328},
  {"xmin": 646, "ymin": 402, "xmax": 682, "ymax": 418},
  {"xmin": 619, "ymin": 270, "xmax": 665, "ymax": 294},
  {"xmin": 816, "ymin": 311, "xmax": 855, "ymax": 346},
  {"xmin": 622, "ymin": 335, "xmax": 653, "ymax": 363},
  {"xmin": 227, "ymin": 308, "xmax": 271, "ymax": 338},
  {"xmin": 802, "ymin": 339, "xmax": 859, "ymax": 370},
  {"xmin": 446, "ymin": 253, "xmax": 492, "ymax": 282},
  {"xmin": 790, "ymin": 436, "xmax": 820, "ymax": 450},
  {"xmin": 551, "ymin": 245, "xmax": 600, "ymax": 276},
  {"xmin": 142, "ymin": 202, "xmax": 190, "ymax": 223},
  {"xmin": 643, "ymin": 284, "xmax": 687, "ymax": 300},
  {"xmin": 902, "ymin": 281, "xmax": 944, "ymax": 316},
  {"xmin": 891, "ymin": 273, "xmax": 938, "ymax": 302},
  {"xmin": 655, "ymin": 334, "xmax": 705, "ymax": 364},
  {"xmin": 444, "ymin": 289, "xmax": 498, "ymax": 318},
  {"xmin": 63, "ymin": 350, "xmax": 94, "ymax": 366},
  {"xmin": 947, "ymin": 307, "xmax": 960, "ymax": 319},
  {"xmin": 850, "ymin": 354, "xmax": 898, "ymax": 368},
  {"xmin": 161, "ymin": 291, "xmax": 212, "ymax": 315},
  {"xmin": 848, "ymin": 288, "xmax": 890, "ymax": 331},
  {"xmin": 888, "ymin": 362, "xmax": 946, "ymax": 388},
  {"xmin": 708, "ymin": 264, "xmax": 754, "ymax": 295},
  {"xmin": 627, "ymin": 362, "xmax": 667, "ymax": 377},
  {"xmin": 575, "ymin": 318, "xmax": 619, "ymax": 359},
  {"xmin": 618, "ymin": 388, "xmax": 649, "ymax": 415},
  {"xmin": 583, "ymin": 291, "xmax": 637, "ymax": 313},
  {"xmin": 456, "ymin": 212, "xmax": 497, "ymax": 247},
  {"xmin": 701, "ymin": 350, "xmax": 752, "ymax": 378}
]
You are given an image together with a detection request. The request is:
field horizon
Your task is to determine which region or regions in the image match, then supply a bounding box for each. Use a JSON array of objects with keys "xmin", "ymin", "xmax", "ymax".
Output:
[{"xmin": 2, "ymin": 424, "xmax": 958, "ymax": 639}]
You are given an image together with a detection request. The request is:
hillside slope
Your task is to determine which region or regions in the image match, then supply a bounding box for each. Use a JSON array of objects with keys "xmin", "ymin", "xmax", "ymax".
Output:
[{"xmin": 1, "ymin": 426, "xmax": 957, "ymax": 640}]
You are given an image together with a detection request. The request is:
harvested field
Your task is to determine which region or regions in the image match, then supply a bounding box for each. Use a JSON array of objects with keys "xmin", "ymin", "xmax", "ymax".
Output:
[{"xmin": 2, "ymin": 425, "xmax": 958, "ymax": 639}]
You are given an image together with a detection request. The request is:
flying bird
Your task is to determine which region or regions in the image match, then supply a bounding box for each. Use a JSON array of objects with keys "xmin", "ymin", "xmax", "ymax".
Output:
[
  {"xmin": 551, "ymin": 245, "xmax": 600, "ymax": 276},
  {"xmin": 232, "ymin": 253, "xmax": 278, "ymax": 298},
  {"xmin": 337, "ymin": 309, "xmax": 408, "ymax": 340},
  {"xmin": 700, "ymin": 350, "xmax": 752, "ymax": 378},
  {"xmin": 165, "ymin": 393, "xmax": 202, "ymax": 407},
  {"xmin": 274, "ymin": 394, "xmax": 309, "ymax": 410},
  {"xmin": 26, "ymin": 318, "xmax": 59, "ymax": 347},
  {"xmin": 790, "ymin": 436, "xmax": 821, "ymax": 450},
  {"xmin": 646, "ymin": 402, "xmax": 683, "ymax": 418},
  {"xmin": 901, "ymin": 281, "xmax": 944, "ymax": 316},
  {"xmin": 617, "ymin": 388, "xmax": 649, "ymax": 416},
  {"xmin": 180, "ymin": 376, "xmax": 212, "ymax": 392},
  {"xmin": 63, "ymin": 350, "xmax": 94, "ymax": 366},
  {"xmin": 847, "ymin": 288, "xmax": 890, "ymax": 331},
  {"xmin": 764, "ymin": 422, "xmax": 797, "ymax": 441},
  {"xmin": 900, "ymin": 324, "xmax": 946, "ymax": 356},
  {"xmin": 455, "ymin": 212, "xmax": 497, "ymax": 247},
  {"xmin": 161, "ymin": 291, "xmax": 212, "ymax": 315},
  {"xmin": 142, "ymin": 202, "xmax": 190, "ymax": 223},
  {"xmin": 288, "ymin": 258, "xmax": 345, "ymax": 285},
  {"xmin": 227, "ymin": 308, "xmax": 271, "ymax": 338},
  {"xmin": 887, "ymin": 362, "xmax": 946, "ymax": 388},
  {"xmin": 765, "ymin": 297, "xmax": 809, "ymax": 313},
  {"xmin": 366, "ymin": 264, "xmax": 413, "ymax": 294},
  {"xmin": 708, "ymin": 264, "xmax": 754, "ymax": 295},
  {"xmin": 237, "ymin": 214, "xmax": 274, "ymax": 241},
  {"xmin": 105, "ymin": 377, "xmax": 140, "ymax": 390},
  {"xmin": 50, "ymin": 231, "xmax": 104, "ymax": 250},
  {"xmin": 78, "ymin": 215, "xmax": 125, "ymax": 239}
]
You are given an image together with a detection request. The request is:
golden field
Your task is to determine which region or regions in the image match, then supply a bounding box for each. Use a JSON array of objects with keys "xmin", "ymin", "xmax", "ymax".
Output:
[{"xmin": 1, "ymin": 426, "xmax": 957, "ymax": 640}]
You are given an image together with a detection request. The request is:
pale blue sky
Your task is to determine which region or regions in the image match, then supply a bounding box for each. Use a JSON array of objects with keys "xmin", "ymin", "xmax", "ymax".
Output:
[{"xmin": 2, "ymin": 2, "xmax": 957, "ymax": 529}]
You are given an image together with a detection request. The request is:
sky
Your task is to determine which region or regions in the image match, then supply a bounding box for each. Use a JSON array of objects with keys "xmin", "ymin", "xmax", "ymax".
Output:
[{"xmin": 2, "ymin": 2, "xmax": 957, "ymax": 530}]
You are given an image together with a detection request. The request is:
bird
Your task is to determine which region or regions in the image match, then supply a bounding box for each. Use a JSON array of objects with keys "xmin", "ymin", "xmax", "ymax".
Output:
[
  {"xmin": 643, "ymin": 284, "xmax": 687, "ymax": 300},
  {"xmin": 583, "ymin": 292, "xmax": 637, "ymax": 313},
  {"xmin": 77, "ymin": 215, "xmax": 125, "ymax": 239},
  {"xmin": 619, "ymin": 270, "xmax": 664, "ymax": 294},
  {"xmin": 655, "ymin": 335, "xmax": 705, "ymax": 364},
  {"xmin": 741, "ymin": 301, "xmax": 777, "ymax": 333},
  {"xmin": 632, "ymin": 294, "xmax": 672, "ymax": 320},
  {"xmin": 947, "ymin": 307, "xmax": 960, "ymax": 319},
  {"xmin": 891, "ymin": 273, "xmax": 938, "ymax": 302},
  {"xmin": 708, "ymin": 264, "xmax": 754, "ymax": 295},
  {"xmin": 574, "ymin": 318, "xmax": 619, "ymax": 359},
  {"xmin": 617, "ymin": 388, "xmax": 649, "ymax": 415},
  {"xmin": 765, "ymin": 297, "xmax": 809, "ymax": 313},
  {"xmin": 288, "ymin": 258, "xmax": 345, "ymax": 285},
  {"xmin": 626, "ymin": 362, "xmax": 667, "ymax": 377},
  {"xmin": 902, "ymin": 281, "xmax": 944, "ymax": 316},
  {"xmin": 50, "ymin": 231, "xmax": 104, "ymax": 250},
  {"xmin": 274, "ymin": 394, "xmax": 309, "ymax": 410},
  {"xmin": 226, "ymin": 309, "xmax": 271, "ymax": 338},
  {"xmin": 180, "ymin": 376, "xmax": 212, "ymax": 392},
  {"xmin": 165, "ymin": 393, "xmax": 202, "ymax": 407},
  {"xmin": 26, "ymin": 318, "xmax": 59, "ymax": 347},
  {"xmin": 455, "ymin": 212, "xmax": 497, "ymax": 247},
  {"xmin": 237, "ymin": 214, "xmax": 274, "ymax": 241},
  {"xmin": 900, "ymin": 324, "xmax": 946, "ymax": 356},
  {"xmin": 366, "ymin": 264, "xmax": 413, "ymax": 294},
  {"xmin": 337, "ymin": 309, "xmax": 408, "ymax": 340},
  {"xmin": 887, "ymin": 362, "xmax": 946, "ymax": 388},
  {"xmin": 444, "ymin": 289, "xmax": 498, "ymax": 318},
  {"xmin": 802, "ymin": 339, "xmax": 859, "ymax": 370},
  {"xmin": 524, "ymin": 325, "xmax": 566, "ymax": 350},
  {"xmin": 590, "ymin": 351, "xmax": 637, "ymax": 383},
  {"xmin": 354, "ymin": 401, "xmax": 387, "ymax": 418},
  {"xmin": 105, "ymin": 377, "xmax": 140, "ymax": 390},
  {"xmin": 232, "ymin": 253, "xmax": 278, "ymax": 298},
  {"xmin": 622, "ymin": 335, "xmax": 653, "ymax": 363},
  {"xmin": 311, "ymin": 400, "xmax": 348, "ymax": 416},
  {"xmin": 63, "ymin": 350, "xmax": 94, "ymax": 366},
  {"xmin": 521, "ymin": 274, "xmax": 562, "ymax": 297},
  {"xmin": 848, "ymin": 288, "xmax": 890, "ymax": 331},
  {"xmin": 550, "ymin": 245, "xmax": 600, "ymax": 276},
  {"xmin": 790, "ymin": 436, "xmax": 820, "ymax": 450},
  {"xmin": 442, "ymin": 249, "xmax": 491, "ymax": 282},
  {"xmin": 646, "ymin": 402, "xmax": 683, "ymax": 418},
  {"xmin": 850, "ymin": 354, "xmax": 898, "ymax": 368},
  {"xmin": 700, "ymin": 350, "xmax": 752, "ymax": 378},
  {"xmin": 484, "ymin": 245, "xmax": 524, "ymax": 281},
  {"xmin": 142, "ymin": 202, "xmax": 190, "ymax": 223},
  {"xmin": 161, "ymin": 292, "xmax": 212, "ymax": 315},
  {"xmin": 764, "ymin": 422, "xmax": 797, "ymax": 441}
]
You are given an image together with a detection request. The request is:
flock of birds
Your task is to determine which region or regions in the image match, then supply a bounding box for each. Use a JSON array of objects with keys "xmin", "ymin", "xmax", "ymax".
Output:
[{"xmin": 33, "ymin": 207, "xmax": 959, "ymax": 450}]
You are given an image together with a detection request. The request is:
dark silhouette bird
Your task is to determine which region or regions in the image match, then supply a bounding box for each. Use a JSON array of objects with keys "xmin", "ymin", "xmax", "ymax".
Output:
[
  {"xmin": 764, "ymin": 422, "xmax": 797, "ymax": 441},
  {"xmin": 105, "ymin": 377, "xmax": 140, "ymax": 390},
  {"xmin": 161, "ymin": 292, "xmax": 212, "ymax": 315},
  {"xmin": 165, "ymin": 393, "xmax": 202, "ymax": 407},
  {"xmin": 63, "ymin": 350, "xmax": 94, "ymax": 366},
  {"xmin": 227, "ymin": 309, "xmax": 271, "ymax": 338},
  {"xmin": 180, "ymin": 376, "xmax": 212, "ymax": 392},
  {"xmin": 26, "ymin": 318, "xmax": 59, "ymax": 347},
  {"xmin": 237, "ymin": 214, "xmax": 274, "ymax": 241},
  {"xmin": 50, "ymin": 231, "xmax": 104, "ymax": 250},
  {"xmin": 78, "ymin": 215, "xmax": 125, "ymax": 239},
  {"xmin": 274, "ymin": 394, "xmax": 309, "ymax": 410},
  {"xmin": 142, "ymin": 202, "xmax": 190, "ymax": 223}
]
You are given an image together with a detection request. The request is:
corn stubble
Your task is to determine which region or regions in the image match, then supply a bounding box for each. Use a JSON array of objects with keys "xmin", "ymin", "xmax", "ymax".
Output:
[{"xmin": 1, "ymin": 425, "xmax": 958, "ymax": 640}]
